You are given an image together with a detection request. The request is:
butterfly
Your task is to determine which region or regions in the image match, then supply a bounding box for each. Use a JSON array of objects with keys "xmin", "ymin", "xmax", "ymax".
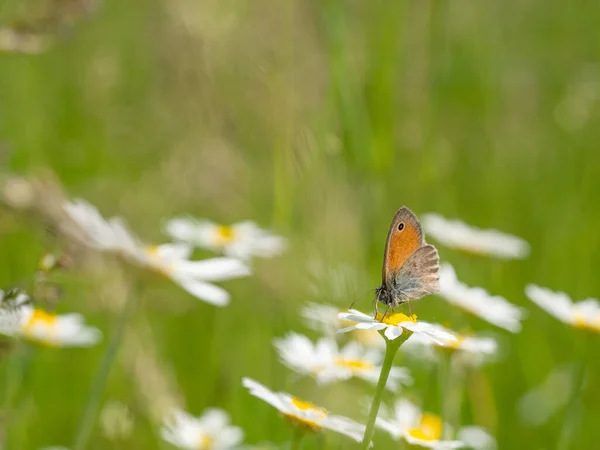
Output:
[{"xmin": 375, "ymin": 206, "xmax": 440, "ymax": 311}]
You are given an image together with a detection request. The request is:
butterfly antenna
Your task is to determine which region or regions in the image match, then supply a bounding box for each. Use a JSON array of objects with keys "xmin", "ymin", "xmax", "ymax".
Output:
[
  {"xmin": 349, "ymin": 288, "xmax": 377, "ymax": 310},
  {"xmin": 371, "ymin": 296, "xmax": 378, "ymax": 318}
]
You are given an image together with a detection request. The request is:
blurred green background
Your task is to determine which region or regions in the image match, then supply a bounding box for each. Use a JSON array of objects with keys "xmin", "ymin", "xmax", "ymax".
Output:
[{"xmin": 1, "ymin": 0, "xmax": 599, "ymax": 448}]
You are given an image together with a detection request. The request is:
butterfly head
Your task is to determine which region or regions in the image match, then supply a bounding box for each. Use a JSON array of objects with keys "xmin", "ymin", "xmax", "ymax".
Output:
[{"xmin": 375, "ymin": 284, "xmax": 392, "ymax": 306}]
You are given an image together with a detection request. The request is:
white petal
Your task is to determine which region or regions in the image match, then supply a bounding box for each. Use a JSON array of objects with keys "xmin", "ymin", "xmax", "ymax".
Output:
[
  {"xmin": 301, "ymin": 303, "xmax": 340, "ymax": 335},
  {"xmin": 338, "ymin": 310, "xmax": 373, "ymax": 323},
  {"xmin": 525, "ymin": 284, "xmax": 574, "ymax": 323},
  {"xmin": 175, "ymin": 257, "xmax": 251, "ymax": 281},
  {"xmin": 375, "ymin": 417, "xmax": 404, "ymax": 440},
  {"xmin": 337, "ymin": 325, "xmax": 360, "ymax": 334},
  {"xmin": 154, "ymin": 243, "xmax": 193, "ymax": 261},
  {"xmin": 438, "ymin": 263, "xmax": 525, "ymax": 333},
  {"xmin": 274, "ymin": 333, "xmax": 321, "ymax": 374},
  {"xmin": 322, "ymin": 415, "xmax": 366, "ymax": 442},
  {"xmin": 394, "ymin": 399, "xmax": 422, "ymax": 429},
  {"xmin": 458, "ymin": 426, "xmax": 497, "ymax": 450},
  {"xmin": 355, "ymin": 322, "xmax": 386, "ymax": 331},
  {"xmin": 384, "ymin": 325, "xmax": 404, "ymax": 340},
  {"xmin": 165, "ymin": 217, "xmax": 198, "ymax": 242},
  {"xmin": 217, "ymin": 426, "xmax": 245, "ymax": 447},
  {"xmin": 242, "ymin": 378, "xmax": 287, "ymax": 413},
  {"xmin": 422, "ymin": 213, "xmax": 529, "ymax": 259},
  {"xmin": 223, "ymin": 242, "xmax": 254, "ymax": 260},
  {"xmin": 316, "ymin": 367, "xmax": 348, "ymax": 384},
  {"xmin": 339, "ymin": 340, "xmax": 365, "ymax": 359},
  {"xmin": 199, "ymin": 408, "xmax": 230, "ymax": 430},
  {"xmin": 403, "ymin": 433, "xmax": 465, "ymax": 449},
  {"xmin": 171, "ymin": 276, "xmax": 230, "ymax": 306},
  {"xmin": 404, "ymin": 321, "xmax": 457, "ymax": 345}
]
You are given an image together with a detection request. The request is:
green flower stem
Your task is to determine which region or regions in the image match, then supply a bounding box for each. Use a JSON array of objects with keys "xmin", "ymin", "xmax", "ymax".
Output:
[
  {"xmin": 361, "ymin": 331, "xmax": 412, "ymax": 449},
  {"xmin": 557, "ymin": 335, "xmax": 591, "ymax": 450},
  {"xmin": 72, "ymin": 292, "xmax": 139, "ymax": 450},
  {"xmin": 439, "ymin": 351, "xmax": 452, "ymax": 439},
  {"xmin": 290, "ymin": 426, "xmax": 304, "ymax": 450},
  {"xmin": 1, "ymin": 342, "xmax": 33, "ymax": 447}
]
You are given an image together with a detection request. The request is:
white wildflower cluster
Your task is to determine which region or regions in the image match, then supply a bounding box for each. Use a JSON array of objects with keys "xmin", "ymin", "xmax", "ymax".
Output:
[
  {"xmin": 9, "ymin": 197, "xmax": 597, "ymax": 450},
  {"xmin": 1, "ymin": 196, "xmax": 288, "ymax": 449},
  {"xmin": 62, "ymin": 199, "xmax": 288, "ymax": 306}
]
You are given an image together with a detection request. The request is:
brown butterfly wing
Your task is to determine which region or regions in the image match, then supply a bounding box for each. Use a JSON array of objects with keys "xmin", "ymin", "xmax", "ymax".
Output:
[
  {"xmin": 382, "ymin": 206, "xmax": 424, "ymax": 286},
  {"xmin": 389, "ymin": 244, "xmax": 440, "ymax": 304}
]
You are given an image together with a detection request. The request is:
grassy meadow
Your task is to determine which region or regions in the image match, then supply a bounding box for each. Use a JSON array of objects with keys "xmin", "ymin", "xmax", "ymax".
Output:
[{"xmin": 1, "ymin": 0, "xmax": 600, "ymax": 448}]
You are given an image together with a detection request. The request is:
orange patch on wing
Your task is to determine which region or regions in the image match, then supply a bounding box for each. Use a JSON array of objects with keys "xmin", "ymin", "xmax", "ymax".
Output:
[{"xmin": 383, "ymin": 223, "xmax": 420, "ymax": 282}]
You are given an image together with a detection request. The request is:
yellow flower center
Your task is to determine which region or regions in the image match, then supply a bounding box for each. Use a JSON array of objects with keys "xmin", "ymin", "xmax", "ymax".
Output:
[
  {"xmin": 334, "ymin": 357, "xmax": 374, "ymax": 371},
  {"xmin": 23, "ymin": 309, "xmax": 58, "ymax": 345},
  {"xmin": 197, "ymin": 435, "xmax": 214, "ymax": 450},
  {"xmin": 441, "ymin": 335, "xmax": 465, "ymax": 351},
  {"xmin": 290, "ymin": 397, "xmax": 321, "ymax": 412},
  {"xmin": 375, "ymin": 312, "xmax": 417, "ymax": 326},
  {"xmin": 284, "ymin": 397, "xmax": 326, "ymax": 432},
  {"xmin": 144, "ymin": 245, "xmax": 173, "ymax": 275},
  {"xmin": 573, "ymin": 312, "xmax": 600, "ymax": 333},
  {"xmin": 145, "ymin": 245, "xmax": 160, "ymax": 257},
  {"xmin": 215, "ymin": 225, "xmax": 236, "ymax": 246},
  {"xmin": 407, "ymin": 413, "xmax": 443, "ymax": 441}
]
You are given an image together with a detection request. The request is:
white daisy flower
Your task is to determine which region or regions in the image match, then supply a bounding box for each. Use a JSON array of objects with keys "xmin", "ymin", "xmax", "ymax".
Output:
[
  {"xmin": 0, "ymin": 304, "xmax": 101, "ymax": 347},
  {"xmin": 337, "ymin": 310, "xmax": 457, "ymax": 345},
  {"xmin": 422, "ymin": 213, "xmax": 530, "ymax": 259},
  {"xmin": 301, "ymin": 302, "xmax": 384, "ymax": 348},
  {"xmin": 403, "ymin": 325, "xmax": 497, "ymax": 366},
  {"xmin": 273, "ymin": 333, "xmax": 412, "ymax": 391},
  {"xmin": 301, "ymin": 302, "xmax": 341, "ymax": 336},
  {"xmin": 62, "ymin": 199, "xmax": 141, "ymax": 254},
  {"xmin": 166, "ymin": 217, "xmax": 287, "ymax": 260},
  {"xmin": 525, "ymin": 284, "xmax": 600, "ymax": 333},
  {"xmin": 376, "ymin": 399, "xmax": 464, "ymax": 449},
  {"xmin": 242, "ymin": 377, "xmax": 365, "ymax": 442},
  {"xmin": 62, "ymin": 199, "xmax": 250, "ymax": 306},
  {"xmin": 161, "ymin": 408, "xmax": 244, "ymax": 450},
  {"xmin": 438, "ymin": 264, "xmax": 525, "ymax": 333},
  {"xmin": 138, "ymin": 244, "xmax": 250, "ymax": 306}
]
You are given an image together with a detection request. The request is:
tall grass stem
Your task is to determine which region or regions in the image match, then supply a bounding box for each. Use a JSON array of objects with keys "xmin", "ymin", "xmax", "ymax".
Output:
[{"xmin": 557, "ymin": 335, "xmax": 590, "ymax": 450}]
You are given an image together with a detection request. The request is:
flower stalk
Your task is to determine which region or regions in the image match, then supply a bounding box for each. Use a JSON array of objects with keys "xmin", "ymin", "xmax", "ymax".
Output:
[
  {"xmin": 557, "ymin": 335, "xmax": 591, "ymax": 450},
  {"xmin": 1, "ymin": 342, "xmax": 33, "ymax": 447},
  {"xmin": 290, "ymin": 426, "xmax": 304, "ymax": 450},
  {"xmin": 72, "ymin": 291, "xmax": 139, "ymax": 450},
  {"xmin": 361, "ymin": 331, "xmax": 412, "ymax": 449},
  {"xmin": 439, "ymin": 351, "xmax": 451, "ymax": 439}
]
